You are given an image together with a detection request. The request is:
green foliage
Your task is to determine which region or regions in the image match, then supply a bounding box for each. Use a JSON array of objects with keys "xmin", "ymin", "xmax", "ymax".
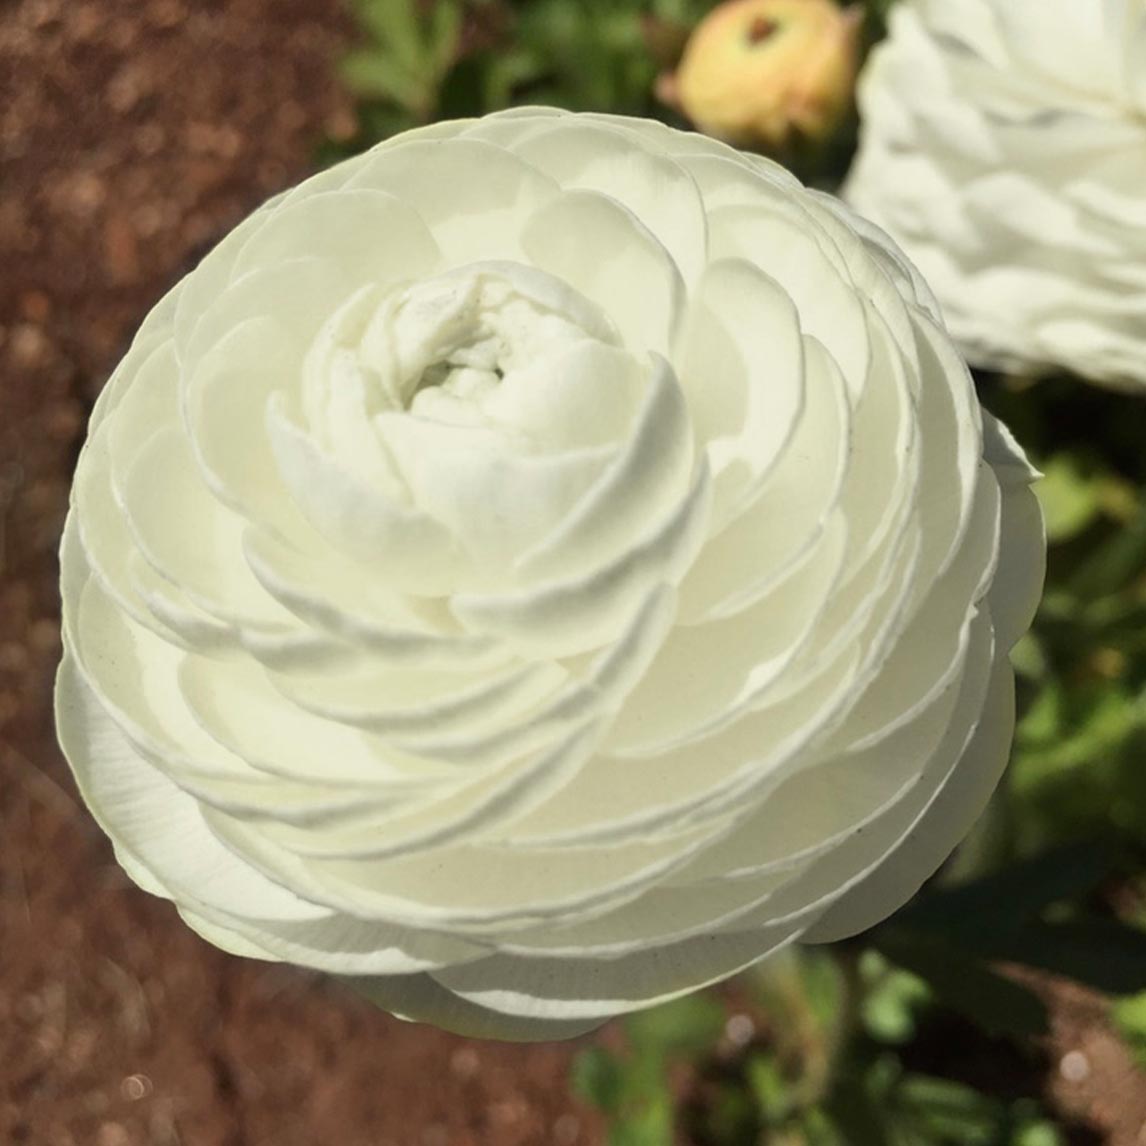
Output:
[
  {"xmin": 571, "ymin": 1045, "xmax": 626, "ymax": 1114},
  {"xmin": 341, "ymin": 0, "xmax": 465, "ymax": 125},
  {"xmin": 1037, "ymin": 453, "xmax": 1105, "ymax": 543},
  {"xmin": 333, "ymin": 0, "xmax": 712, "ymax": 155},
  {"xmin": 980, "ymin": 378, "xmax": 1146, "ymax": 863},
  {"xmin": 871, "ymin": 932, "xmax": 1049, "ymax": 1040},
  {"xmin": 876, "ymin": 841, "xmax": 1146, "ymax": 999},
  {"xmin": 626, "ymin": 990, "xmax": 728, "ymax": 1055},
  {"xmin": 1111, "ymin": 990, "xmax": 1146, "ymax": 1068},
  {"xmin": 571, "ymin": 943, "xmax": 1073, "ymax": 1145},
  {"xmin": 571, "ymin": 994, "xmax": 726, "ymax": 1145},
  {"xmin": 823, "ymin": 1053, "xmax": 1066, "ymax": 1146},
  {"xmin": 331, "ymin": 0, "xmax": 897, "ymax": 176},
  {"xmin": 858, "ymin": 950, "xmax": 931, "ymax": 1045}
]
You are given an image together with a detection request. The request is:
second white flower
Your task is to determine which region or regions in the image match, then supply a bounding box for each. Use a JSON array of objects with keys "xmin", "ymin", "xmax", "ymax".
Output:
[{"xmin": 846, "ymin": 0, "xmax": 1146, "ymax": 391}]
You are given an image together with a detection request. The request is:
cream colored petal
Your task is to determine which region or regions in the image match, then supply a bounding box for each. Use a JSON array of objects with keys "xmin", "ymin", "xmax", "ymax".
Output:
[
  {"xmin": 451, "ymin": 465, "xmax": 710, "ymax": 658},
  {"xmin": 91, "ymin": 280, "xmax": 183, "ymax": 431},
  {"xmin": 70, "ymin": 428, "xmax": 185, "ymax": 644},
  {"xmin": 679, "ymin": 617, "xmax": 990, "ymax": 888},
  {"xmin": 522, "ymin": 188, "xmax": 686, "ymax": 357},
  {"xmin": 183, "ymin": 315, "xmax": 313, "ymax": 538},
  {"xmin": 229, "ymin": 188, "xmax": 441, "ymax": 285},
  {"xmin": 707, "ymin": 206, "xmax": 869, "ymax": 398},
  {"xmin": 506, "ymin": 645, "xmax": 862, "ymax": 848},
  {"xmin": 375, "ymin": 413, "xmax": 618, "ymax": 572},
  {"xmin": 396, "ymin": 585, "xmax": 676, "ymax": 767},
  {"xmin": 176, "ymin": 653, "xmax": 448, "ymax": 788},
  {"xmin": 345, "ymin": 972, "xmax": 605, "ymax": 1042},
  {"xmin": 201, "ymin": 805, "xmax": 728, "ymax": 933},
  {"xmin": 241, "ymin": 526, "xmax": 500, "ymax": 668},
  {"xmin": 56, "ymin": 655, "xmax": 328, "ymax": 924},
  {"xmin": 267, "ymin": 656, "xmax": 564, "ymax": 741},
  {"xmin": 677, "ymin": 259, "xmax": 805, "ymax": 527},
  {"xmin": 514, "ymin": 355, "xmax": 693, "ymax": 583},
  {"xmin": 606, "ymin": 518, "xmax": 847, "ymax": 757},
  {"xmin": 179, "ymin": 257, "xmax": 351, "ymax": 377},
  {"xmin": 122, "ymin": 426, "xmax": 296, "ymax": 629},
  {"xmin": 172, "ymin": 197, "xmax": 288, "ymax": 369},
  {"xmin": 988, "ymin": 483, "xmax": 1046, "ymax": 653},
  {"xmin": 178, "ymin": 905, "xmax": 488, "ymax": 976},
  {"xmin": 802, "ymin": 651, "xmax": 1015, "ymax": 943},
  {"xmin": 481, "ymin": 339, "xmax": 642, "ymax": 451},
  {"xmin": 509, "ymin": 120, "xmax": 708, "ymax": 285},
  {"xmin": 346, "ymin": 138, "xmax": 560, "ymax": 265},
  {"xmin": 678, "ymin": 338, "xmax": 850, "ymax": 623},
  {"xmin": 494, "ymin": 866, "xmax": 804, "ymax": 959},
  {"xmin": 431, "ymin": 920, "xmax": 805, "ymax": 1022},
  {"xmin": 266, "ymin": 394, "xmax": 468, "ymax": 594}
]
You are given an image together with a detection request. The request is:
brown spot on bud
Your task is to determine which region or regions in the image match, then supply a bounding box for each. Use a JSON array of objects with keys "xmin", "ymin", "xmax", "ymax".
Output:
[{"xmin": 746, "ymin": 15, "xmax": 779, "ymax": 44}]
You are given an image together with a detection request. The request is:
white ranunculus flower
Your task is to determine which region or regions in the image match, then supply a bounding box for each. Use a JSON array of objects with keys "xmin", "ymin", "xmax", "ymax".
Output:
[
  {"xmin": 57, "ymin": 107, "xmax": 1044, "ymax": 1041},
  {"xmin": 845, "ymin": 0, "xmax": 1146, "ymax": 392}
]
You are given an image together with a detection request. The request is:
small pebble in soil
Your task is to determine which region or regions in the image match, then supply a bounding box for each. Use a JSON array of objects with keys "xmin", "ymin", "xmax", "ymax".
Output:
[
  {"xmin": 725, "ymin": 1012, "xmax": 756, "ymax": 1047},
  {"xmin": 449, "ymin": 1045, "xmax": 480, "ymax": 1079},
  {"xmin": 554, "ymin": 1112, "xmax": 581, "ymax": 1144},
  {"xmin": 96, "ymin": 1124, "xmax": 131, "ymax": 1146},
  {"xmin": 1060, "ymin": 1049, "xmax": 1091, "ymax": 1083},
  {"xmin": 120, "ymin": 1074, "xmax": 153, "ymax": 1101}
]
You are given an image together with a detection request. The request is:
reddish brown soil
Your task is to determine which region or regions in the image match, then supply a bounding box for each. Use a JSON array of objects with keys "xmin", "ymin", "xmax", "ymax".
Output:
[
  {"xmin": 1029, "ymin": 971, "xmax": 1146, "ymax": 1146},
  {"xmin": 1, "ymin": 2, "xmax": 1143, "ymax": 1145},
  {"xmin": 0, "ymin": 2, "xmax": 602, "ymax": 1143}
]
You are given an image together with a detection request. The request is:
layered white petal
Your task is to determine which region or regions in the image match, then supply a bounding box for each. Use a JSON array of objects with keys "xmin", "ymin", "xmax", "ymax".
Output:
[{"xmin": 847, "ymin": 0, "xmax": 1146, "ymax": 390}]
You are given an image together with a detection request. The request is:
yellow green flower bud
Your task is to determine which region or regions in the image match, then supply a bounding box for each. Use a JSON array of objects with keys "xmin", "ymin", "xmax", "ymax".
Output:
[{"xmin": 672, "ymin": 0, "xmax": 862, "ymax": 150}]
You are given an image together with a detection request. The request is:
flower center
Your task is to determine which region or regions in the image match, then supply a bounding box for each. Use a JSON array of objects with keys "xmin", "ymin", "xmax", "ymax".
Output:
[
  {"xmin": 362, "ymin": 262, "xmax": 622, "ymax": 423},
  {"xmin": 399, "ymin": 275, "xmax": 552, "ymax": 412}
]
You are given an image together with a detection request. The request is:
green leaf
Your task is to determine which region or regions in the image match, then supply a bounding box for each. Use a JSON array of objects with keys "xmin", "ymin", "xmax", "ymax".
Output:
[
  {"xmin": 887, "ymin": 838, "xmax": 1146, "ymax": 996},
  {"xmin": 1016, "ymin": 688, "xmax": 1142, "ymax": 778},
  {"xmin": 481, "ymin": 48, "xmax": 547, "ymax": 109},
  {"xmin": 892, "ymin": 840, "xmax": 1117, "ymax": 947},
  {"xmin": 340, "ymin": 49, "xmax": 425, "ymax": 108},
  {"xmin": 1068, "ymin": 502, "xmax": 1146, "ymax": 599},
  {"xmin": 624, "ymin": 992, "xmax": 726, "ymax": 1058},
  {"xmin": 1084, "ymin": 599, "xmax": 1146, "ymax": 654},
  {"xmin": 702, "ymin": 1082, "xmax": 759, "ymax": 1144},
  {"xmin": 612, "ymin": 1095, "xmax": 674, "ymax": 1146},
  {"xmin": 800, "ymin": 948, "xmax": 848, "ymax": 1035},
  {"xmin": 1036, "ymin": 453, "xmax": 1101, "ymax": 542},
  {"xmin": 1010, "ymin": 633, "xmax": 1049, "ymax": 681},
  {"xmin": 1011, "ymin": 1121, "xmax": 1065, "ymax": 1146},
  {"xmin": 996, "ymin": 919, "xmax": 1146, "ymax": 995},
  {"xmin": 824, "ymin": 1061, "xmax": 898, "ymax": 1146},
  {"xmin": 1010, "ymin": 688, "xmax": 1146, "ymax": 853},
  {"xmin": 859, "ymin": 951, "xmax": 931, "ymax": 1045},
  {"xmin": 872, "ymin": 932, "xmax": 1048, "ymax": 1039},
  {"xmin": 747, "ymin": 1052, "xmax": 796, "ymax": 1125},
  {"xmin": 897, "ymin": 1075, "xmax": 1005, "ymax": 1145},
  {"xmin": 353, "ymin": 0, "xmax": 427, "ymax": 73},
  {"xmin": 801, "ymin": 1105, "xmax": 845, "ymax": 1146},
  {"xmin": 1111, "ymin": 990, "xmax": 1146, "ymax": 1066},
  {"xmin": 429, "ymin": 0, "xmax": 464, "ymax": 72},
  {"xmin": 1035, "ymin": 687, "xmax": 1141, "ymax": 759},
  {"xmin": 1016, "ymin": 679, "xmax": 1066, "ymax": 746},
  {"xmin": 571, "ymin": 1046, "xmax": 625, "ymax": 1114},
  {"xmin": 438, "ymin": 54, "xmax": 493, "ymax": 119}
]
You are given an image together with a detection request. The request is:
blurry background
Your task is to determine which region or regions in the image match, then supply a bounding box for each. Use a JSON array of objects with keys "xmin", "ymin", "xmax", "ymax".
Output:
[{"xmin": 3, "ymin": 1, "xmax": 1146, "ymax": 1144}]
